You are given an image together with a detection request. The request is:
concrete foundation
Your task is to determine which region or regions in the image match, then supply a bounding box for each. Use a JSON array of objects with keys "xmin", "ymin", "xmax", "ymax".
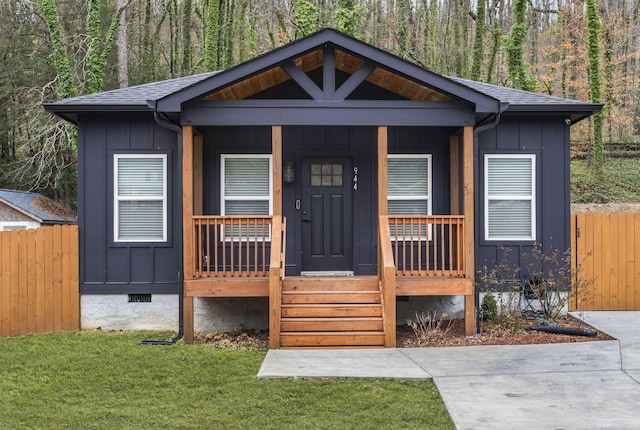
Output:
[
  {"xmin": 396, "ymin": 295, "xmax": 465, "ymax": 324},
  {"xmin": 81, "ymin": 295, "xmax": 269, "ymax": 332},
  {"xmin": 81, "ymin": 294, "xmax": 466, "ymax": 332},
  {"xmin": 478, "ymin": 291, "xmax": 569, "ymax": 318}
]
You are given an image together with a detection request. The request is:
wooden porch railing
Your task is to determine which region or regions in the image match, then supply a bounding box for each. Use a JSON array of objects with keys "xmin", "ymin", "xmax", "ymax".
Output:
[
  {"xmin": 192, "ymin": 215, "xmax": 286, "ymax": 278},
  {"xmin": 388, "ymin": 215, "xmax": 465, "ymax": 277},
  {"xmin": 378, "ymin": 216, "xmax": 397, "ymax": 347}
]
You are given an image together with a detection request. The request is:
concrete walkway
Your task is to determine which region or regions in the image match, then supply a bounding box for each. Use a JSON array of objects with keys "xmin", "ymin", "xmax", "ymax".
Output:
[{"xmin": 258, "ymin": 311, "xmax": 640, "ymax": 429}]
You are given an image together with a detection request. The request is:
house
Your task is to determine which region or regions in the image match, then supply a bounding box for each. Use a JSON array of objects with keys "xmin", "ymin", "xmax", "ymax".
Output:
[
  {"xmin": 44, "ymin": 29, "xmax": 601, "ymax": 347},
  {"xmin": 0, "ymin": 189, "xmax": 76, "ymax": 231}
]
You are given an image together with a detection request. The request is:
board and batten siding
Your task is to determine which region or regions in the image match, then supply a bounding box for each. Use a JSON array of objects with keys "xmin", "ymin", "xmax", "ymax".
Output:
[
  {"xmin": 476, "ymin": 116, "xmax": 571, "ymax": 280},
  {"xmin": 77, "ymin": 114, "xmax": 181, "ymax": 294}
]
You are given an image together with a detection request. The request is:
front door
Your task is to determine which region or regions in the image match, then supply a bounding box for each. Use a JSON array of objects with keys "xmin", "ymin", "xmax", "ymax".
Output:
[{"xmin": 301, "ymin": 158, "xmax": 353, "ymax": 272}]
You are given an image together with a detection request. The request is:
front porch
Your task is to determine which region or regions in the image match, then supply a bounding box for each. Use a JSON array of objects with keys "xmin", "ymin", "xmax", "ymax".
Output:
[{"xmin": 181, "ymin": 125, "xmax": 476, "ymax": 347}]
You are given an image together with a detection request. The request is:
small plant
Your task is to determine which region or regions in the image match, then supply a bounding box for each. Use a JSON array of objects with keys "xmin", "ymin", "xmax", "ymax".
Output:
[
  {"xmin": 477, "ymin": 246, "xmax": 524, "ymax": 332},
  {"xmin": 408, "ymin": 311, "xmax": 454, "ymax": 344},
  {"xmin": 481, "ymin": 293, "xmax": 498, "ymax": 321}
]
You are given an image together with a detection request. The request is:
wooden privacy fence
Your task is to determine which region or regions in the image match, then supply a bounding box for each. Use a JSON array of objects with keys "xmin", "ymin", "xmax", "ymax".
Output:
[
  {"xmin": 0, "ymin": 225, "xmax": 79, "ymax": 337},
  {"xmin": 571, "ymin": 212, "xmax": 640, "ymax": 311}
]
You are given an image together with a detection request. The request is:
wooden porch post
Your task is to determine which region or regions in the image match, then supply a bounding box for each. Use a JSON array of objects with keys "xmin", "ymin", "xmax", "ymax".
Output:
[
  {"xmin": 378, "ymin": 126, "xmax": 388, "ymax": 217},
  {"xmin": 183, "ymin": 125, "xmax": 195, "ymax": 344},
  {"xmin": 449, "ymin": 135, "xmax": 460, "ymax": 215},
  {"xmin": 378, "ymin": 126, "xmax": 396, "ymax": 347},
  {"xmin": 272, "ymin": 126, "xmax": 282, "ymax": 217},
  {"xmin": 462, "ymin": 126, "xmax": 476, "ymax": 335},
  {"xmin": 269, "ymin": 126, "xmax": 283, "ymax": 349}
]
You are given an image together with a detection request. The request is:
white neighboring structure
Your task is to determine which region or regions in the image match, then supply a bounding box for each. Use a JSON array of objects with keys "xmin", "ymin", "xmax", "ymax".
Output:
[{"xmin": 0, "ymin": 188, "xmax": 76, "ymax": 231}]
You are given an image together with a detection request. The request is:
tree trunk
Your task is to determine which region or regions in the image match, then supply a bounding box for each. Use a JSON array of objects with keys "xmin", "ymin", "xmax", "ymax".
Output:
[
  {"xmin": 182, "ymin": 0, "xmax": 193, "ymax": 75},
  {"xmin": 471, "ymin": 0, "xmax": 486, "ymax": 81},
  {"xmin": 117, "ymin": 0, "xmax": 128, "ymax": 88},
  {"xmin": 204, "ymin": 0, "xmax": 220, "ymax": 71}
]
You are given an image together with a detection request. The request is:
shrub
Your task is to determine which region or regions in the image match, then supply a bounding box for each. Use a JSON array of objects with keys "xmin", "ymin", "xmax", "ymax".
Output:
[
  {"xmin": 479, "ymin": 243, "xmax": 590, "ymax": 326},
  {"xmin": 481, "ymin": 293, "xmax": 498, "ymax": 321},
  {"xmin": 408, "ymin": 311, "xmax": 454, "ymax": 344}
]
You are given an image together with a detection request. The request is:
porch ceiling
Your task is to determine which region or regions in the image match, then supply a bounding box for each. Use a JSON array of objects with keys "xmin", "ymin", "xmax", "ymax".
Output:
[{"xmin": 202, "ymin": 48, "xmax": 453, "ymax": 103}]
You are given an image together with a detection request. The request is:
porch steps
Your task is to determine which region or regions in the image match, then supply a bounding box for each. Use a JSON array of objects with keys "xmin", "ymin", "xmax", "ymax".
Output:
[{"xmin": 279, "ymin": 276, "xmax": 385, "ymax": 348}]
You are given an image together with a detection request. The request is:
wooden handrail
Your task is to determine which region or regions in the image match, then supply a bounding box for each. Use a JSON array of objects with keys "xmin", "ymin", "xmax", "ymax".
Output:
[
  {"xmin": 280, "ymin": 217, "xmax": 287, "ymax": 279},
  {"xmin": 269, "ymin": 216, "xmax": 286, "ymax": 280},
  {"xmin": 269, "ymin": 215, "xmax": 286, "ymax": 349},
  {"xmin": 388, "ymin": 215, "xmax": 464, "ymax": 277},
  {"xmin": 378, "ymin": 215, "xmax": 396, "ymax": 347}
]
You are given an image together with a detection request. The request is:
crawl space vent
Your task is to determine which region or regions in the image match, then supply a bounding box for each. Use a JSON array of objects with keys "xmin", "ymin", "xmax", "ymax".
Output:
[{"xmin": 128, "ymin": 294, "xmax": 152, "ymax": 303}]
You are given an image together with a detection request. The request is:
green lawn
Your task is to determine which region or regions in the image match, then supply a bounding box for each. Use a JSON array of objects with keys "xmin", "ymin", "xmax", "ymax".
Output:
[
  {"xmin": 571, "ymin": 157, "xmax": 640, "ymax": 203},
  {"xmin": 0, "ymin": 331, "xmax": 453, "ymax": 429}
]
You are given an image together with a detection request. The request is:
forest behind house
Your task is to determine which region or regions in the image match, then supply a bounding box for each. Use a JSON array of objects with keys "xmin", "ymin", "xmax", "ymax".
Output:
[{"xmin": 0, "ymin": 0, "xmax": 638, "ymax": 207}]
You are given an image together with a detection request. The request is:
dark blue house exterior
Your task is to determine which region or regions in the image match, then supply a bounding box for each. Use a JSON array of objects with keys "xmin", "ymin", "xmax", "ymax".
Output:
[{"xmin": 45, "ymin": 29, "xmax": 600, "ymax": 347}]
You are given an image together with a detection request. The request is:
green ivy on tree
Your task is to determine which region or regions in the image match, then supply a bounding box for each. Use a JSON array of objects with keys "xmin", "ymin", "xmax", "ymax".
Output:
[
  {"xmin": 586, "ymin": 0, "xmax": 604, "ymax": 188},
  {"xmin": 470, "ymin": 0, "xmax": 486, "ymax": 81},
  {"xmin": 505, "ymin": 0, "xmax": 536, "ymax": 91},
  {"xmin": 294, "ymin": 0, "xmax": 319, "ymax": 39}
]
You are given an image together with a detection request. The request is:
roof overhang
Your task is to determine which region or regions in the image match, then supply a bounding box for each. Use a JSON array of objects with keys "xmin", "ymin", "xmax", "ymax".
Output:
[
  {"xmin": 42, "ymin": 104, "xmax": 151, "ymax": 124},
  {"xmin": 503, "ymin": 103, "xmax": 604, "ymax": 124}
]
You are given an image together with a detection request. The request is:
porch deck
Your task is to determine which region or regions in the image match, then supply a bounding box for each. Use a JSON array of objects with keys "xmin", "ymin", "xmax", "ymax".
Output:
[{"xmin": 183, "ymin": 215, "xmax": 474, "ymax": 347}]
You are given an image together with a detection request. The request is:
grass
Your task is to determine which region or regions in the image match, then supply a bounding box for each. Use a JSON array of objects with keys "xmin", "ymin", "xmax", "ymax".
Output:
[
  {"xmin": 571, "ymin": 158, "xmax": 640, "ymax": 203},
  {"xmin": 0, "ymin": 331, "xmax": 454, "ymax": 429}
]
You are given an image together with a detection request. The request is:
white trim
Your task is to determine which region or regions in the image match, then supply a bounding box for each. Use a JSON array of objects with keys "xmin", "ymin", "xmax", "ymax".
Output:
[
  {"xmin": 220, "ymin": 154, "xmax": 273, "ymax": 216},
  {"xmin": 113, "ymin": 154, "xmax": 167, "ymax": 243},
  {"xmin": 220, "ymin": 154, "xmax": 273, "ymax": 241},
  {"xmin": 387, "ymin": 154, "xmax": 433, "ymax": 241},
  {"xmin": 484, "ymin": 153, "xmax": 536, "ymax": 241}
]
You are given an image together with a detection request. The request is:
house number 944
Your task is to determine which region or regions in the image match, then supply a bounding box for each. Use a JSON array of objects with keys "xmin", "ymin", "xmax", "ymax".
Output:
[{"xmin": 353, "ymin": 167, "xmax": 358, "ymax": 190}]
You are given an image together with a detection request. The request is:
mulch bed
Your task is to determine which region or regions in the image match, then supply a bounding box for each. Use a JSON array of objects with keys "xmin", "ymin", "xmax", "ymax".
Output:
[
  {"xmin": 193, "ymin": 315, "xmax": 612, "ymax": 350},
  {"xmin": 396, "ymin": 315, "xmax": 612, "ymax": 348},
  {"xmin": 194, "ymin": 329, "xmax": 270, "ymax": 350}
]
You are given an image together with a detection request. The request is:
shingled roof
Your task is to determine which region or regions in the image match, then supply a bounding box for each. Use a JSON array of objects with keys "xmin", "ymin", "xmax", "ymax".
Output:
[
  {"xmin": 47, "ymin": 72, "xmax": 217, "ymax": 109},
  {"xmin": 0, "ymin": 189, "xmax": 76, "ymax": 224}
]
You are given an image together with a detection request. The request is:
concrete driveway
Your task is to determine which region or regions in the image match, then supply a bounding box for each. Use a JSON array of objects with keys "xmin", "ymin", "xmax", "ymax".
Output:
[{"xmin": 258, "ymin": 311, "xmax": 640, "ymax": 429}]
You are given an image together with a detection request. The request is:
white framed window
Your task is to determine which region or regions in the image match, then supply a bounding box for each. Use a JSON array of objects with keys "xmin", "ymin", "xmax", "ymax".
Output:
[
  {"xmin": 221, "ymin": 154, "xmax": 272, "ymax": 240},
  {"xmin": 114, "ymin": 154, "xmax": 167, "ymax": 242},
  {"xmin": 484, "ymin": 154, "xmax": 536, "ymax": 241},
  {"xmin": 387, "ymin": 154, "xmax": 432, "ymax": 239}
]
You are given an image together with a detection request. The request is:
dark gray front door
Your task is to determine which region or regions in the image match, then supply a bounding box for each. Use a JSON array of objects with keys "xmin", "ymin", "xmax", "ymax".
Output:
[{"xmin": 301, "ymin": 158, "xmax": 353, "ymax": 272}]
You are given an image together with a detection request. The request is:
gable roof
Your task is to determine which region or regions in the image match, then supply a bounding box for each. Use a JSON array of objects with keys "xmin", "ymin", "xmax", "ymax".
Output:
[
  {"xmin": 0, "ymin": 189, "xmax": 77, "ymax": 224},
  {"xmin": 44, "ymin": 28, "xmax": 601, "ymax": 124},
  {"xmin": 151, "ymin": 29, "xmax": 501, "ymax": 114}
]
